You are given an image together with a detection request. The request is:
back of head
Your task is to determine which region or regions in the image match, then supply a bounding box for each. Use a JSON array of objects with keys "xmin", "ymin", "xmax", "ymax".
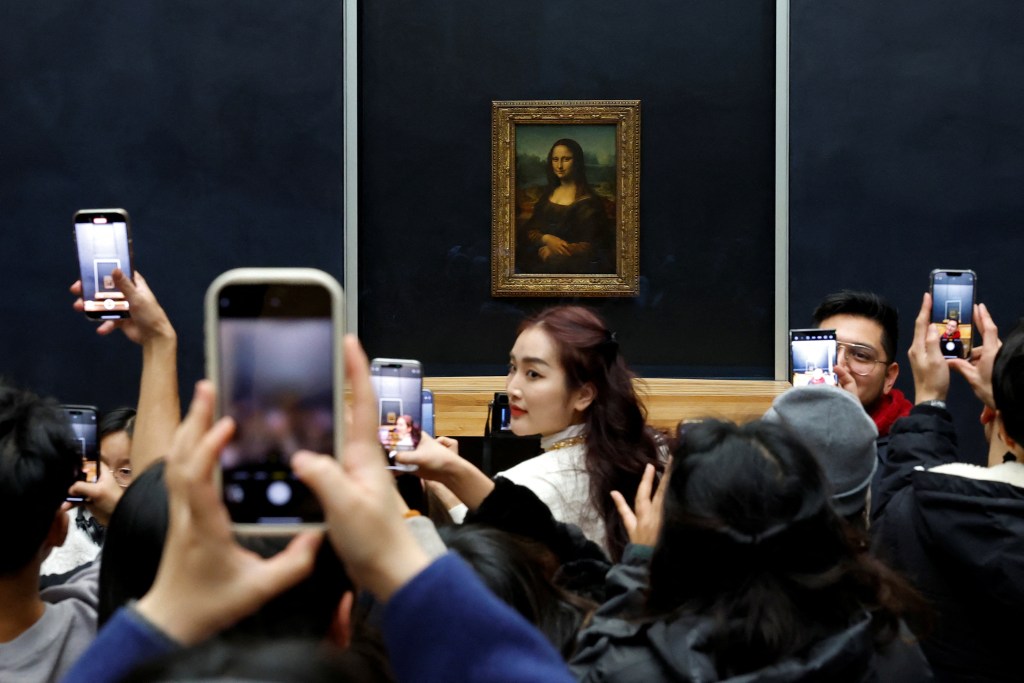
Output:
[
  {"xmin": 520, "ymin": 305, "xmax": 660, "ymax": 560},
  {"xmin": 439, "ymin": 523, "xmax": 590, "ymax": 657},
  {"xmin": 648, "ymin": 420, "xmax": 876, "ymax": 674},
  {"xmin": 762, "ymin": 386, "xmax": 878, "ymax": 522},
  {"xmin": 994, "ymin": 319, "xmax": 1024, "ymax": 445},
  {"xmin": 0, "ymin": 381, "xmax": 79, "ymax": 574},
  {"xmin": 813, "ymin": 290, "xmax": 900, "ymax": 362},
  {"xmin": 100, "ymin": 459, "xmax": 350, "ymax": 639}
]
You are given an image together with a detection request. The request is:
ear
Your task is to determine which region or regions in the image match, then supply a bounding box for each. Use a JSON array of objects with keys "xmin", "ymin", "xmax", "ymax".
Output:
[
  {"xmin": 882, "ymin": 361, "xmax": 900, "ymax": 395},
  {"xmin": 45, "ymin": 506, "xmax": 70, "ymax": 550},
  {"xmin": 572, "ymin": 382, "xmax": 596, "ymax": 413},
  {"xmin": 994, "ymin": 410, "xmax": 1024, "ymax": 460}
]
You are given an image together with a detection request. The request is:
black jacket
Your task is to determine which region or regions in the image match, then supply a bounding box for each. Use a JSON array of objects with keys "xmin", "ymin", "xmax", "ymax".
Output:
[
  {"xmin": 570, "ymin": 546, "xmax": 932, "ymax": 682},
  {"xmin": 872, "ymin": 404, "xmax": 1024, "ymax": 682}
]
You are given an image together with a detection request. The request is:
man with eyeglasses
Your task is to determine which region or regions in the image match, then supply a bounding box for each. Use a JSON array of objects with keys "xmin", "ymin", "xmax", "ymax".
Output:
[{"xmin": 813, "ymin": 291, "xmax": 913, "ymax": 496}]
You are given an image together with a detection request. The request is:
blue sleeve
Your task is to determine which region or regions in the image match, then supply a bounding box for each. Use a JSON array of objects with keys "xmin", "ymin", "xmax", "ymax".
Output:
[
  {"xmin": 382, "ymin": 552, "xmax": 575, "ymax": 683},
  {"xmin": 60, "ymin": 605, "xmax": 179, "ymax": 683}
]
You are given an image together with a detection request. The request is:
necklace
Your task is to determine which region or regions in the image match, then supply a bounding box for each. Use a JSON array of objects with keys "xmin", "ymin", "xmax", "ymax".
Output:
[{"xmin": 546, "ymin": 434, "xmax": 585, "ymax": 452}]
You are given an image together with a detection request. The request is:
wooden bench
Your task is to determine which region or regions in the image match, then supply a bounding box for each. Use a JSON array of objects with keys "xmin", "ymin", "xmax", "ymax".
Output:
[{"xmin": 423, "ymin": 377, "xmax": 790, "ymax": 437}]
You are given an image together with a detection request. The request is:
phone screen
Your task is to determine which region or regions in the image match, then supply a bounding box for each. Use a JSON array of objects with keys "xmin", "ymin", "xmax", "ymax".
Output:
[
  {"xmin": 74, "ymin": 210, "xmax": 133, "ymax": 319},
  {"xmin": 62, "ymin": 405, "xmax": 98, "ymax": 502},
  {"xmin": 790, "ymin": 329, "xmax": 838, "ymax": 386},
  {"xmin": 421, "ymin": 389, "xmax": 434, "ymax": 438},
  {"xmin": 371, "ymin": 359, "xmax": 423, "ymax": 455},
  {"xmin": 930, "ymin": 270, "xmax": 976, "ymax": 359},
  {"xmin": 216, "ymin": 283, "xmax": 335, "ymax": 525},
  {"xmin": 491, "ymin": 391, "xmax": 513, "ymax": 434}
]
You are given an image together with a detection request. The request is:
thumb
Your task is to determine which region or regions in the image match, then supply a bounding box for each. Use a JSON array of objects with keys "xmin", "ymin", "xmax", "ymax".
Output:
[
  {"xmin": 69, "ymin": 479, "xmax": 105, "ymax": 500},
  {"xmin": 255, "ymin": 531, "xmax": 322, "ymax": 595},
  {"xmin": 292, "ymin": 451, "xmax": 348, "ymax": 510}
]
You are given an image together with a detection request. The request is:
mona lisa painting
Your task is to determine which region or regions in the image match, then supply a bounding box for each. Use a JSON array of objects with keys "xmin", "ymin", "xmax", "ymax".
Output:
[{"xmin": 491, "ymin": 100, "xmax": 640, "ymax": 297}]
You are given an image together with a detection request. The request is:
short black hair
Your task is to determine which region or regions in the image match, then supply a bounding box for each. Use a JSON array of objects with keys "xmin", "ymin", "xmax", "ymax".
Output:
[
  {"xmin": 993, "ymin": 320, "xmax": 1024, "ymax": 446},
  {"xmin": 99, "ymin": 407, "xmax": 136, "ymax": 440},
  {"xmin": 0, "ymin": 381, "xmax": 80, "ymax": 574},
  {"xmin": 813, "ymin": 290, "xmax": 900, "ymax": 363}
]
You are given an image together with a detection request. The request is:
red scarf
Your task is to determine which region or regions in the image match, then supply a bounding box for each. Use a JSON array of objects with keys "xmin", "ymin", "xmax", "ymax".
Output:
[{"xmin": 869, "ymin": 388, "xmax": 913, "ymax": 437}]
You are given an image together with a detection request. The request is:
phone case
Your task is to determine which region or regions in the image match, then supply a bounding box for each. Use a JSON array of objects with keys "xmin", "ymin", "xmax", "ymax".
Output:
[{"xmin": 204, "ymin": 268, "xmax": 345, "ymax": 535}]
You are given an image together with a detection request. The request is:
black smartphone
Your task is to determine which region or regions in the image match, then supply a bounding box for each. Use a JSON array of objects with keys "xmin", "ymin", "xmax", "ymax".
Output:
[
  {"xmin": 73, "ymin": 209, "xmax": 134, "ymax": 320},
  {"xmin": 490, "ymin": 391, "xmax": 514, "ymax": 435},
  {"xmin": 62, "ymin": 404, "xmax": 99, "ymax": 502},
  {"xmin": 205, "ymin": 268, "xmax": 344, "ymax": 534},
  {"xmin": 789, "ymin": 329, "xmax": 838, "ymax": 386},
  {"xmin": 370, "ymin": 358, "xmax": 423, "ymax": 457},
  {"xmin": 421, "ymin": 389, "xmax": 434, "ymax": 438},
  {"xmin": 930, "ymin": 269, "xmax": 977, "ymax": 359}
]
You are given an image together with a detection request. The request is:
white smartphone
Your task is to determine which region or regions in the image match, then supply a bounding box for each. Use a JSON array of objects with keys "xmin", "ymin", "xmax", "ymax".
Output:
[
  {"xmin": 929, "ymin": 269, "xmax": 977, "ymax": 359},
  {"xmin": 789, "ymin": 328, "xmax": 838, "ymax": 386},
  {"xmin": 370, "ymin": 358, "xmax": 423, "ymax": 466},
  {"xmin": 73, "ymin": 208, "xmax": 134, "ymax": 320},
  {"xmin": 205, "ymin": 268, "xmax": 344, "ymax": 534}
]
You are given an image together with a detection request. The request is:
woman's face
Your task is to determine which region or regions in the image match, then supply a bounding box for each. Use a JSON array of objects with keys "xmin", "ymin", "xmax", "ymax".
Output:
[
  {"xmin": 550, "ymin": 145, "xmax": 575, "ymax": 182},
  {"xmin": 396, "ymin": 417, "xmax": 409, "ymax": 435},
  {"xmin": 100, "ymin": 430, "xmax": 132, "ymax": 487},
  {"xmin": 506, "ymin": 326, "xmax": 594, "ymax": 437}
]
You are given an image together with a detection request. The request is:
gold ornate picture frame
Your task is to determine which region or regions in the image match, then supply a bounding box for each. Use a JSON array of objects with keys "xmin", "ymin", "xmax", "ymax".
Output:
[{"xmin": 491, "ymin": 100, "xmax": 640, "ymax": 297}]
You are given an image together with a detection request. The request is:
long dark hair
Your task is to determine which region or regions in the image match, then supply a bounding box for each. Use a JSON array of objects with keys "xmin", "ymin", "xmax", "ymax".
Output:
[
  {"xmin": 439, "ymin": 524, "xmax": 594, "ymax": 657},
  {"xmin": 648, "ymin": 419, "xmax": 929, "ymax": 676},
  {"xmin": 519, "ymin": 306, "xmax": 662, "ymax": 561},
  {"xmin": 544, "ymin": 138, "xmax": 594, "ymax": 196}
]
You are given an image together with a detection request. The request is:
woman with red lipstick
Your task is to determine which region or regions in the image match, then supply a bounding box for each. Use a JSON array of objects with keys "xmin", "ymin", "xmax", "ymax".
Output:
[{"xmin": 494, "ymin": 306, "xmax": 663, "ymax": 560}]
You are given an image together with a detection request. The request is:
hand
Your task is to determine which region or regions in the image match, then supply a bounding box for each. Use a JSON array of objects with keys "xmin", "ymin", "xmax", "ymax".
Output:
[
  {"xmin": 71, "ymin": 270, "xmax": 175, "ymax": 345},
  {"xmin": 908, "ymin": 293, "xmax": 951, "ymax": 404},
  {"xmin": 949, "ymin": 303, "xmax": 1001, "ymax": 409},
  {"xmin": 610, "ymin": 460, "xmax": 671, "ymax": 547},
  {"xmin": 539, "ymin": 246, "xmax": 554, "ymax": 262},
  {"xmin": 541, "ymin": 234, "xmax": 572, "ymax": 256},
  {"xmin": 135, "ymin": 381, "xmax": 321, "ymax": 646},
  {"xmin": 833, "ymin": 364, "xmax": 859, "ymax": 397},
  {"xmin": 394, "ymin": 433, "xmax": 495, "ymax": 511},
  {"xmin": 67, "ymin": 464, "xmax": 125, "ymax": 527},
  {"xmin": 292, "ymin": 336, "xmax": 431, "ymax": 602}
]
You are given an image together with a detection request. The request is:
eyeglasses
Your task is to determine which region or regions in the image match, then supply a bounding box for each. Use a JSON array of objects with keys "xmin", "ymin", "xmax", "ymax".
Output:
[
  {"xmin": 836, "ymin": 342, "xmax": 890, "ymax": 376},
  {"xmin": 112, "ymin": 466, "xmax": 133, "ymax": 488}
]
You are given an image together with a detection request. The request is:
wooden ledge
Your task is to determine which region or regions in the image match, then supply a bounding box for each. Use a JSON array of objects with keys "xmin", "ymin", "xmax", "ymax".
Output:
[{"xmin": 423, "ymin": 377, "xmax": 789, "ymax": 437}]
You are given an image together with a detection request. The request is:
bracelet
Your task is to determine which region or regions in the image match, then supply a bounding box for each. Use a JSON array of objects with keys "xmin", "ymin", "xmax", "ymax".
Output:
[{"xmin": 403, "ymin": 509, "xmax": 421, "ymax": 519}]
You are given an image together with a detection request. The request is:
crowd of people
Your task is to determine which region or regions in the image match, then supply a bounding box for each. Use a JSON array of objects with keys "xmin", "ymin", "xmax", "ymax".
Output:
[{"xmin": 1, "ymin": 272, "xmax": 1021, "ymax": 682}]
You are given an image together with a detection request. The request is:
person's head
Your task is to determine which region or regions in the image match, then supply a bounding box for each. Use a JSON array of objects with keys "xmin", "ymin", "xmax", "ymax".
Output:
[
  {"xmin": 944, "ymin": 318, "xmax": 958, "ymax": 335},
  {"xmin": 813, "ymin": 290, "xmax": 900, "ymax": 410},
  {"xmin": 508, "ymin": 306, "xmax": 661, "ymax": 560},
  {"xmin": 100, "ymin": 459, "xmax": 351, "ymax": 639},
  {"xmin": 438, "ymin": 524, "xmax": 592, "ymax": 657},
  {"xmin": 648, "ymin": 419, "xmax": 926, "ymax": 674},
  {"xmin": 0, "ymin": 382, "xmax": 80, "ymax": 575},
  {"xmin": 762, "ymin": 386, "xmax": 878, "ymax": 528},
  {"xmin": 993, "ymin": 320, "xmax": 1024, "ymax": 454},
  {"xmin": 100, "ymin": 407, "xmax": 135, "ymax": 488},
  {"xmin": 545, "ymin": 138, "xmax": 589, "ymax": 188}
]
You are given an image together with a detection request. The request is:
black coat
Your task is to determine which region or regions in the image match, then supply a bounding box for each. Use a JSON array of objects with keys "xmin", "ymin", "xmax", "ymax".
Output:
[{"xmin": 872, "ymin": 404, "xmax": 1024, "ymax": 682}]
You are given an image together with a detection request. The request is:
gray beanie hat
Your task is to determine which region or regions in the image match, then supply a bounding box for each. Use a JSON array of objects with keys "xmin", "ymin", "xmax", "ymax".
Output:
[{"xmin": 762, "ymin": 386, "xmax": 878, "ymax": 517}]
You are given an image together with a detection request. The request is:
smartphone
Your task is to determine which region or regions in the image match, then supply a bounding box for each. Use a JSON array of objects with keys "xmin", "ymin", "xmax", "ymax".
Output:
[
  {"xmin": 73, "ymin": 209, "xmax": 134, "ymax": 320},
  {"xmin": 370, "ymin": 358, "xmax": 423, "ymax": 460},
  {"xmin": 490, "ymin": 391, "xmax": 513, "ymax": 435},
  {"xmin": 421, "ymin": 389, "xmax": 434, "ymax": 438},
  {"xmin": 930, "ymin": 269, "xmax": 977, "ymax": 359},
  {"xmin": 62, "ymin": 405, "xmax": 99, "ymax": 502},
  {"xmin": 789, "ymin": 329, "xmax": 838, "ymax": 386},
  {"xmin": 205, "ymin": 268, "xmax": 344, "ymax": 533}
]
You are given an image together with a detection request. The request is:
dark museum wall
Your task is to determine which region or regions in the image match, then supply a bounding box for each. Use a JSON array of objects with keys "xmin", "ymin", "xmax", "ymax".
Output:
[{"xmin": 1, "ymin": 1, "xmax": 1020, "ymax": 461}]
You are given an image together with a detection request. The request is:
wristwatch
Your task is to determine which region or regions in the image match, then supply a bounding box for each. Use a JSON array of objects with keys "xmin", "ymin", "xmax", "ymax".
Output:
[{"xmin": 918, "ymin": 399, "xmax": 947, "ymax": 411}]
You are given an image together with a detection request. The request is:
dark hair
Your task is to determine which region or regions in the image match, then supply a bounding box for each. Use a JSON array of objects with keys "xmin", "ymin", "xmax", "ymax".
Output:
[
  {"xmin": 121, "ymin": 638, "xmax": 388, "ymax": 683},
  {"xmin": 812, "ymin": 290, "xmax": 900, "ymax": 363},
  {"xmin": 519, "ymin": 306, "xmax": 662, "ymax": 560},
  {"xmin": 647, "ymin": 419, "xmax": 928, "ymax": 677},
  {"xmin": 99, "ymin": 459, "xmax": 351, "ymax": 638},
  {"xmin": 439, "ymin": 524, "xmax": 593, "ymax": 657},
  {"xmin": 544, "ymin": 138, "xmax": 593, "ymax": 194},
  {"xmin": 99, "ymin": 406, "xmax": 136, "ymax": 440},
  {"xmin": 397, "ymin": 414, "xmax": 420, "ymax": 443},
  {"xmin": 0, "ymin": 382, "xmax": 80, "ymax": 574},
  {"xmin": 993, "ymin": 319, "xmax": 1024, "ymax": 445}
]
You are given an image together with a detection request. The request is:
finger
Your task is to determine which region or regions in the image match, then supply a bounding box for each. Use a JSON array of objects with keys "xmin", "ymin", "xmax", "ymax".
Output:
[
  {"xmin": 69, "ymin": 280, "xmax": 83, "ymax": 296},
  {"xmin": 112, "ymin": 268, "xmax": 139, "ymax": 300},
  {"xmin": 167, "ymin": 381, "xmax": 218, "ymax": 474},
  {"xmin": 72, "ymin": 299, "xmax": 85, "ymax": 312},
  {"xmin": 912, "ymin": 292, "xmax": 931, "ymax": 349},
  {"xmin": 436, "ymin": 436, "xmax": 459, "ymax": 453},
  {"xmin": 610, "ymin": 490, "xmax": 637, "ymax": 532},
  {"xmin": 634, "ymin": 463, "xmax": 655, "ymax": 513},
  {"xmin": 343, "ymin": 336, "xmax": 380, "ymax": 458},
  {"xmin": 292, "ymin": 450, "xmax": 349, "ymax": 512},
  {"xmin": 977, "ymin": 303, "xmax": 999, "ymax": 346},
  {"xmin": 948, "ymin": 358, "xmax": 977, "ymax": 381},
  {"xmin": 68, "ymin": 480, "xmax": 102, "ymax": 499},
  {"xmin": 95, "ymin": 321, "xmax": 120, "ymax": 336},
  {"xmin": 253, "ymin": 531, "xmax": 322, "ymax": 596},
  {"xmin": 833, "ymin": 365, "xmax": 858, "ymax": 395},
  {"xmin": 651, "ymin": 456, "xmax": 673, "ymax": 510}
]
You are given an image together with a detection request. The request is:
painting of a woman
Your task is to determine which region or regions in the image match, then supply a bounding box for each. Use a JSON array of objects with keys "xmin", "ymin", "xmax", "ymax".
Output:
[{"xmin": 516, "ymin": 138, "xmax": 615, "ymax": 275}]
